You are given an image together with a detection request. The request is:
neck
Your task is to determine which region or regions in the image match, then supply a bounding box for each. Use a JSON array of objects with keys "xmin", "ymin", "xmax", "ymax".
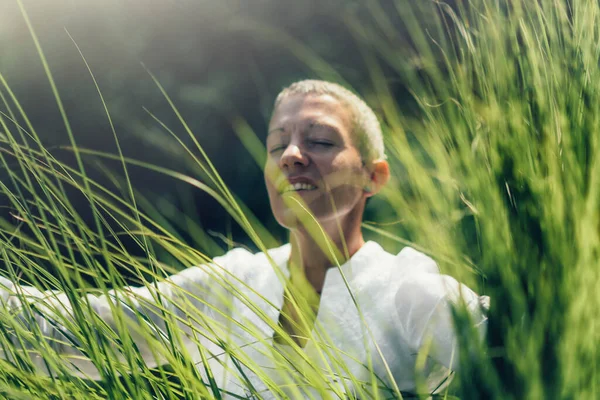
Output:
[{"xmin": 288, "ymin": 208, "xmax": 365, "ymax": 294}]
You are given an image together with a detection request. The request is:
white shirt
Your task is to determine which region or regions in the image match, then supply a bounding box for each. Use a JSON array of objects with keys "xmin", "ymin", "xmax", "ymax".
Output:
[{"xmin": 0, "ymin": 241, "xmax": 488, "ymax": 399}]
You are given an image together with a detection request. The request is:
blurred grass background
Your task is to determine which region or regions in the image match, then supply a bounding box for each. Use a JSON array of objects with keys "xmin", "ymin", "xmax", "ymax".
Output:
[
  {"xmin": 0, "ymin": 0, "xmax": 598, "ymax": 398},
  {"xmin": 0, "ymin": 0, "xmax": 396, "ymax": 261}
]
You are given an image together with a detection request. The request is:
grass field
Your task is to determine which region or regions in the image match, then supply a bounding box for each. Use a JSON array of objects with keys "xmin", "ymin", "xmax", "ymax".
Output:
[{"xmin": 0, "ymin": 0, "xmax": 597, "ymax": 398}]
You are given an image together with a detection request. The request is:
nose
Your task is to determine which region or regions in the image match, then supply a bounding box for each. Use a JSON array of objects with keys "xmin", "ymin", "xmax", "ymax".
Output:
[{"xmin": 280, "ymin": 143, "xmax": 309, "ymax": 169}]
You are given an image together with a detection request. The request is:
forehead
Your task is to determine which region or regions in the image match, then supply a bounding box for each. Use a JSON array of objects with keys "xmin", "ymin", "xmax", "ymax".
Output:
[{"xmin": 268, "ymin": 93, "xmax": 353, "ymax": 133}]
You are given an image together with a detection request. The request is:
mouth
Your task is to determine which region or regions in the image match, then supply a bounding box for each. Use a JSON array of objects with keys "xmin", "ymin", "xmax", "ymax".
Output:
[{"xmin": 280, "ymin": 182, "xmax": 318, "ymax": 194}]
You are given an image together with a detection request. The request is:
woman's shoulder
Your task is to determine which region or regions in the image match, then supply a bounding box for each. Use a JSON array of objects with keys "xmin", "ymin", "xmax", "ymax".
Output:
[
  {"xmin": 394, "ymin": 246, "xmax": 440, "ymax": 274},
  {"xmin": 386, "ymin": 246, "xmax": 480, "ymax": 305},
  {"xmin": 360, "ymin": 243, "xmax": 480, "ymax": 304},
  {"xmin": 358, "ymin": 242, "xmax": 440, "ymax": 277},
  {"xmin": 211, "ymin": 243, "xmax": 291, "ymax": 274}
]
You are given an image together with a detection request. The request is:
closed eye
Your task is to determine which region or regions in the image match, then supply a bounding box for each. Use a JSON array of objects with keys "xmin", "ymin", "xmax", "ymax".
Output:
[
  {"xmin": 268, "ymin": 145, "xmax": 287, "ymax": 154},
  {"xmin": 310, "ymin": 140, "xmax": 334, "ymax": 147}
]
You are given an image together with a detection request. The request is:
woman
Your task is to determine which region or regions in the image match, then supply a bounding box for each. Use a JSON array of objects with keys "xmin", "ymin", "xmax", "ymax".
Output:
[{"xmin": 0, "ymin": 80, "xmax": 488, "ymax": 399}]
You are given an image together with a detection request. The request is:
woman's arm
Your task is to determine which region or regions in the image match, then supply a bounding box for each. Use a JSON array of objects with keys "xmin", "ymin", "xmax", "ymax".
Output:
[{"xmin": 0, "ymin": 248, "xmax": 251, "ymax": 380}]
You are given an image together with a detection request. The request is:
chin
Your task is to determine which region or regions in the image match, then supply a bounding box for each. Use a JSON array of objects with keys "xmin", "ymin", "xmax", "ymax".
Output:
[
  {"xmin": 270, "ymin": 191, "xmax": 361, "ymax": 231},
  {"xmin": 274, "ymin": 208, "xmax": 306, "ymax": 230},
  {"xmin": 273, "ymin": 205, "xmax": 341, "ymax": 232}
]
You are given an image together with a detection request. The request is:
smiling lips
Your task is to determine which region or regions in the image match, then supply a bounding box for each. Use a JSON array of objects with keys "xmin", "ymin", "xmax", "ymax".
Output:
[
  {"xmin": 277, "ymin": 177, "xmax": 319, "ymax": 194},
  {"xmin": 280, "ymin": 182, "xmax": 318, "ymax": 194}
]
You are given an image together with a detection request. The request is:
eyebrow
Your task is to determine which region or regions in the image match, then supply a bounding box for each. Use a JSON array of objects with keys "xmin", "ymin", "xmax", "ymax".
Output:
[
  {"xmin": 267, "ymin": 122, "xmax": 338, "ymax": 137},
  {"xmin": 308, "ymin": 122, "xmax": 337, "ymax": 132},
  {"xmin": 267, "ymin": 127, "xmax": 285, "ymax": 136}
]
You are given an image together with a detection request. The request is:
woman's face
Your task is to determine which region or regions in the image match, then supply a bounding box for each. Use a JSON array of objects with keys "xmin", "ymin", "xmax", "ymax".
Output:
[{"xmin": 264, "ymin": 93, "xmax": 370, "ymax": 230}]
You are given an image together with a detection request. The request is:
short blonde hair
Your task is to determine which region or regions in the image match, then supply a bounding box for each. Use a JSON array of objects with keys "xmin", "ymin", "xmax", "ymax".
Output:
[{"xmin": 273, "ymin": 80, "xmax": 385, "ymax": 163}]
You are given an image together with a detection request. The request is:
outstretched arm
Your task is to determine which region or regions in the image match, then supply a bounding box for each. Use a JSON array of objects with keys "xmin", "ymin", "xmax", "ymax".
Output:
[{"xmin": 0, "ymin": 249, "xmax": 249, "ymax": 381}]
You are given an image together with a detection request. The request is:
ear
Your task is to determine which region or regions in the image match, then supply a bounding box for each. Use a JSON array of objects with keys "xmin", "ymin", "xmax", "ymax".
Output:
[{"xmin": 364, "ymin": 159, "xmax": 390, "ymax": 197}]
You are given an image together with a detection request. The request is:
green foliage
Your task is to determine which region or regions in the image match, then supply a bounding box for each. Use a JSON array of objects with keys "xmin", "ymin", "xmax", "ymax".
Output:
[
  {"xmin": 352, "ymin": 0, "xmax": 600, "ymax": 397},
  {"xmin": 0, "ymin": 0, "xmax": 598, "ymax": 398}
]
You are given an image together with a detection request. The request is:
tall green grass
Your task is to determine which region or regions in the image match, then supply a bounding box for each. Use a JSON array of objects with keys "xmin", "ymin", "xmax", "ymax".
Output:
[
  {"xmin": 349, "ymin": 0, "xmax": 600, "ymax": 398},
  {"xmin": 0, "ymin": 0, "xmax": 598, "ymax": 398}
]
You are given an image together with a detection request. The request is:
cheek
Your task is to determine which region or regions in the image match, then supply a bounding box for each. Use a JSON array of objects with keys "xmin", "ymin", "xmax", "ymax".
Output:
[
  {"xmin": 265, "ymin": 178, "xmax": 280, "ymax": 211},
  {"xmin": 323, "ymin": 159, "xmax": 366, "ymax": 191},
  {"xmin": 263, "ymin": 164, "xmax": 277, "ymax": 199},
  {"xmin": 263, "ymin": 160, "xmax": 280, "ymax": 192},
  {"xmin": 264, "ymin": 164, "xmax": 286, "ymax": 214}
]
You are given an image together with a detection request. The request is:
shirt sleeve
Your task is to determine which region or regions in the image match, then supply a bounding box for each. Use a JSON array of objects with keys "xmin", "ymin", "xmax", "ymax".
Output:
[
  {"xmin": 395, "ymin": 273, "xmax": 489, "ymax": 370},
  {"xmin": 0, "ymin": 247, "xmax": 252, "ymax": 380}
]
